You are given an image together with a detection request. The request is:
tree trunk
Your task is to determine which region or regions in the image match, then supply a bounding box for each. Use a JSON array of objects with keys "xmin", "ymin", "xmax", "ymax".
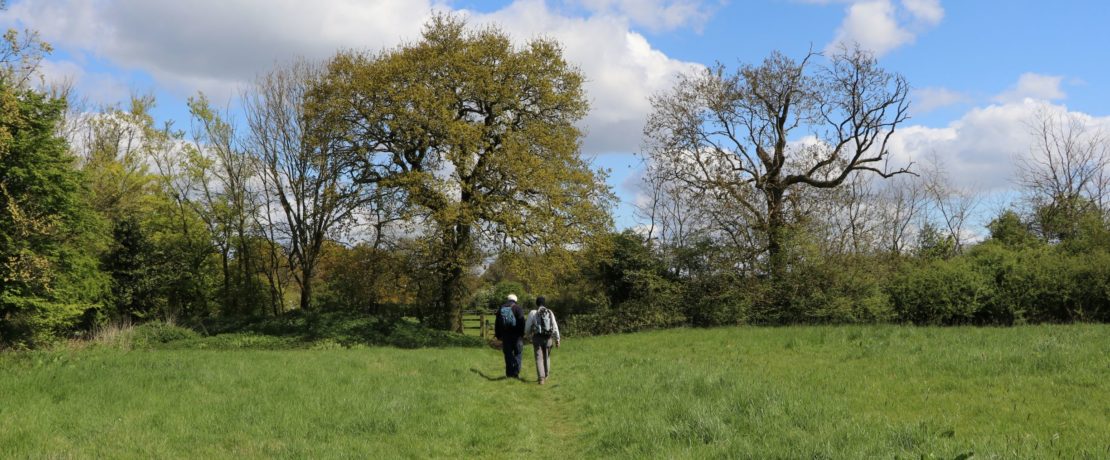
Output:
[
  {"xmin": 440, "ymin": 263, "xmax": 465, "ymax": 333},
  {"xmin": 441, "ymin": 221, "xmax": 471, "ymax": 333},
  {"xmin": 766, "ymin": 186, "xmax": 787, "ymax": 279},
  {"xmin": 298, "ymin": 265, "xmax": 313, "ymax": 312},
  {"xmin": 221, "ymin": 249, "xmax": 233, "ymax": 315}
]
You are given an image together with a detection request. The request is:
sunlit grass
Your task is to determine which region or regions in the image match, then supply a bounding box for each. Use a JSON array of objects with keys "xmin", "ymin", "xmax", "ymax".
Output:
[{"xmin": 1, "ymin": 325, "xmax": 1107, "ymax": 458}]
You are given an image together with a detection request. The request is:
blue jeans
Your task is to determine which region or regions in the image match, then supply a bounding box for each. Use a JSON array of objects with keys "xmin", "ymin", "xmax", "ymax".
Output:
[{"xmin": 502, "ymin": 336, "xmax": 523, "ymax": 377}]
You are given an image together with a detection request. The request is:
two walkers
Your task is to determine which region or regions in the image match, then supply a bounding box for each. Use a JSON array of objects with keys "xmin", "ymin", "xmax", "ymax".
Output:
[{"xmin": 494, "ymin": 294, "xmax": 561, "ymax": 384}]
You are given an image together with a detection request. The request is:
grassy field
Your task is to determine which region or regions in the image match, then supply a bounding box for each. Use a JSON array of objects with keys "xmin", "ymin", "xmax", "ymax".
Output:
[{"xmin": 1, "ymin": 325, "xmax": 1108, "ymax": 458}]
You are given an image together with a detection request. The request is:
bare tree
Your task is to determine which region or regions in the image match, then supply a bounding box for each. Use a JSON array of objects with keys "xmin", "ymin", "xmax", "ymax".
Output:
[
  {"xmin": 636, "ymin": 159, "xmax": 708, "ymax": 250},
  {"xmin": 876, "ymin": 174, "xmax": 927, "ymax": 256},
  {"xmin": 804, "ymin": 173, "xmax": 884, "ymax": 255},
  {"xmin": 243, "ymin": 59, "xmax": 369, "ymax": 312},
  {"xmin": 921, "ymin": 156, "xmax": 981, "ymax": 254},
  {"xmin": 635, "ymin": 159, "xmax": 715, "ymax": 278},
  {"xmin": 644, "ymin": 47, "xmax": 911, "ymax": 276},
  {"xmin": 1018, "ymin": 107, "xmax": 1109, "ymax": 240},
  {"xmin": 253, "ymin": 168, "xmax": 292, "ymax": 316}
]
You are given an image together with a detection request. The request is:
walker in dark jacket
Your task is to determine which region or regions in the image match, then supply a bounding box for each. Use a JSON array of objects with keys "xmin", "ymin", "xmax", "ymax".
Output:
[{"xmin": 494, "ymin": 294, "xmax": 526, "ymax": 378}]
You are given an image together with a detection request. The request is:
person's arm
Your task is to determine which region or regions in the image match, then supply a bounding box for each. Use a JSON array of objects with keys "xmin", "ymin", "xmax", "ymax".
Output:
[
  {"xmin": 514, "ymin": 305, "xmax": 526, "ymax": 336},
  {"xmin": 551, "ymin": 313, "xmax": 561, "ymax": 346},
  {"xmin": 494, "ymin": 311, "xmax": 503, "ymax": 340},
  {"xmin": 524, "ymin": 311, "xmax": 535, "ymax": 339}
]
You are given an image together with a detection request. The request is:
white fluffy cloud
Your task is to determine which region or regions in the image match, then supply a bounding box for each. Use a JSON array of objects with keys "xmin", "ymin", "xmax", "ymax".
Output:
[
  {"xmin": 910, "ymin": 86, "xmax": 968, "ymax": 114},
  {"xmin": 993, "ymin": 72, "xmax": 1066, "ymax": 103},
  {"xmin": 889, "ymin": 100, "xmax": 1110, "ymax": 192},
  {"xmin": 824, "ymin": 0, "xmax": 944, "ymax": 56},
  {"xmin": 471, "ymin": 1, "xmax": 702, "ymax": 153},
  {"xmin": 1, "ymin": 0, "xmax": 702, "ymax": 155},
  {"xmin": 900, "ymin": 0, "xmax": 943, "ymax": 25},
  {"xmin": 3, "ymin": 0, "xmax": 442, "ymax": 99},
  {"xmin": 887, "ymin": 72, "xmax": 1088, "ymax": 191},
  {"xmin": 569, "ymin": 0, "xmax": 719, "ymax": 32}
]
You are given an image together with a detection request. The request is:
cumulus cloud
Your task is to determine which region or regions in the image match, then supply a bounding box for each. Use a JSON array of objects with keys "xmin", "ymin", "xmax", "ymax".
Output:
[
  {"xmin": 2, "ymin": 0, "xmax": 442, "ymax": 100},
  {"xmin": 824, "ymin": 0, "xmax": 944, "ymax": 56},
  {"xmin": 888, "ymin": 100, "xmax": 1110, "ymax": 191},
  {"xmin": 910, "ymin": 86, "xmax": 969, "ymax": 114},
  {"xmin": 993, "ymin": 72, "xmax": 1066, "ymax": 103},
  {"xmin": 474, "ymin": 1, "xmax": 702, "ymax": 152},
  {"xmin": 568, "ymin": 0, "xmax": 720, "ymax": 32},
  {"xmin": 1, "ymin": 0, "xmax": 702, "ymax": 155},
  {"xmin": 901, "ymin": 0, "xmax": 943, "ymax": 25}
]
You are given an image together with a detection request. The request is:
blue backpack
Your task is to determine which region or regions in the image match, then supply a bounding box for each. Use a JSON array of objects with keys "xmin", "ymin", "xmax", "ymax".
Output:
[{"xmin": 499, "ymin": 305, "xmax": 517, "ymax": 328}]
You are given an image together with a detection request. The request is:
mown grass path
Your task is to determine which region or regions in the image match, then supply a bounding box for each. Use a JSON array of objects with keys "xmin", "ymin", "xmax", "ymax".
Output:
[{"xmin": 2, "ymin": 325, "xmax": 1108, "ymax": 458}]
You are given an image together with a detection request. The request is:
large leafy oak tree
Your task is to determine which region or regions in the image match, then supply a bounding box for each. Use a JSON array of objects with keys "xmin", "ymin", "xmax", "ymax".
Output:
[{"xmin": 313, "ymin": 16, "xmax": 613, "ymax": 331}]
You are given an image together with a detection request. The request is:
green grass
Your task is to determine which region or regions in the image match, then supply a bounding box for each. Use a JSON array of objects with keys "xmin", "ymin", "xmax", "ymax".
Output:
[{"xmin": 2, "ymin": 325, "xmax": 1108, "ymax": 458}]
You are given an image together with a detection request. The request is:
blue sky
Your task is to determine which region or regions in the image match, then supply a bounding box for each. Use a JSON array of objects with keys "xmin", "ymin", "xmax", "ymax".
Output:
[{"xmin": 4, "ymin": 0, "xmax": 1109, "ymax": 231}]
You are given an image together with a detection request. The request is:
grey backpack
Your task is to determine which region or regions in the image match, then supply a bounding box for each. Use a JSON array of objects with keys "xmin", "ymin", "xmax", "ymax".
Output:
[{"xmin": 532, "ymin": 307, "xmax": 554, "ymax": 336}]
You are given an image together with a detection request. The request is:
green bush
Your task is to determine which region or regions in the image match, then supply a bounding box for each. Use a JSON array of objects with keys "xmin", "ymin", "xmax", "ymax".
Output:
[
  {"xmin": 683, "ymin": 276, "xmax": 756, "ymax": 327},
  {"xmin": 776, "ymin": 255, "xmax": 894, "ymax": 324},
  {"xmin": 471, "ymin": 281, "xmax": 534, "ymax": 311},
  {"xmin": 566, "ymin": 270, "xmax": 685, "ymax": 336},
  {"xmin": 0, "ymin": 294, "xmax": 96, "ymax": 349},
  {"xmin": 887, "ymin": 259, "xmax": 995, "ymax": 325},
  {"xmin": 1006, "ymin": 249, "xmax": 1108, "ymax": 323},
  {"xmin": 1073, "ymin": 251, "xmax": 1110, "ymax": 321},
  {"xmin": 131, "ymin": 322, "xmax": 200, "ymax": 348}
]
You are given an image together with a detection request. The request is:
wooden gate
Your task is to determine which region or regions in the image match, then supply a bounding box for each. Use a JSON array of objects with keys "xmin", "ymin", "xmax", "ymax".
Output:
[{"xmin": 461, "ymin": 309, "xmax": 491, "ymax": 338}]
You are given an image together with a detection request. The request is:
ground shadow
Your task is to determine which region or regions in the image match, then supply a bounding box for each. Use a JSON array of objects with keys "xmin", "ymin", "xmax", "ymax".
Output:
[{"xmin": 470, "ymin": 368, "xmax": 536, "ymax": 383}]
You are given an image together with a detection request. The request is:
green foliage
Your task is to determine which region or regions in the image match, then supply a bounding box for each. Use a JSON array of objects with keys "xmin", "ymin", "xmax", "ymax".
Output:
[
  {"xmin": 0, "ymin": 294, "xmax": 92, "ymax": 349},
  {"xmin": 986, "ymin": 209, "xmax": 1039, "ymax": 248},
  {"xmin": 0, "ymin": 83, "xmax": 107, "ymax": 348},
  {"xmin": 887, "ymin": 258, "xmax": 994, "ymax": 325},
  {"xmin": 316, "ymin": 242, "xmax": 417, "ymax": 313},
  {"xmin": 102, "ymin": 216, "xmax": 162, "ymax": 321},
  {"xmin": 590, "ymin": 230, "xmax": 665, "ymax": 307},
  {"xmin": 471, "ymin": 280, "xmax": 532, "ymax": 311},
  {"xmin": 915, "ymin": 222, "xmax": 957, "ymax": 259},
  {"xmin": 1031, "ymin": 194, "xmax": 1099, "ymax": 242},
  {"xmin": 969, "ymin": 243, "xmax": 1110, "ymax": 324},
  {"xmin": 777, "ymin": 256, "xmax": 894, "ymax": 325},
  {"xmin": 682, "ymin": 272, "xmax": 756, "ymax": 327},
  {"xmin": 569, "ymin": 270, "xmax": 684, "ymax": 336},
  {"xmin": 565, "ymin": 231, "xmax": 684, "ymax": 335},
  {"xmin": 1059, "ymin": 210, "xmax": 1110, "ymax": 254},
  {"xmin": 315, "ymin": 14, "xmax": 614, "ymax": 329}
]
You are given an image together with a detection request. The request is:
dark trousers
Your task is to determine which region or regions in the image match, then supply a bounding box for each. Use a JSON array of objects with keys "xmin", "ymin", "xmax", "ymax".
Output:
[{"xmin": 502, "ymin": 336, "xmax": 523, "ymax": 377}]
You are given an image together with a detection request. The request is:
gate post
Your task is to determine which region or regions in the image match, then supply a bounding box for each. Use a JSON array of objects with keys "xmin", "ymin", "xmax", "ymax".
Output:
[{"xmin": 480, "ymin": 311, "xmax": 486, "ymax": 338}]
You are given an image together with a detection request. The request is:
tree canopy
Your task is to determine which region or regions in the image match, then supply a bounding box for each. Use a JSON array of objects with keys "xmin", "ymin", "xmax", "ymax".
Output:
[{"xmin": 312, "ymin": 15, "xmax": 613, "ymax": 330}]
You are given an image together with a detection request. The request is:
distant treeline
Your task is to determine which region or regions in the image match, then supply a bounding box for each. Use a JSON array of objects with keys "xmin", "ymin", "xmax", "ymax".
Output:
[{"xmin": 3, "ymin": 16, "xmax": 1108, "ymax": 349}]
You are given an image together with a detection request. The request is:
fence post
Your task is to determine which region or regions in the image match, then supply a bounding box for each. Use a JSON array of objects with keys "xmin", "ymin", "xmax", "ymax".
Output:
[{"xmin": 480, "ymin": 311, "xmax": 486, "ymax": 338}]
